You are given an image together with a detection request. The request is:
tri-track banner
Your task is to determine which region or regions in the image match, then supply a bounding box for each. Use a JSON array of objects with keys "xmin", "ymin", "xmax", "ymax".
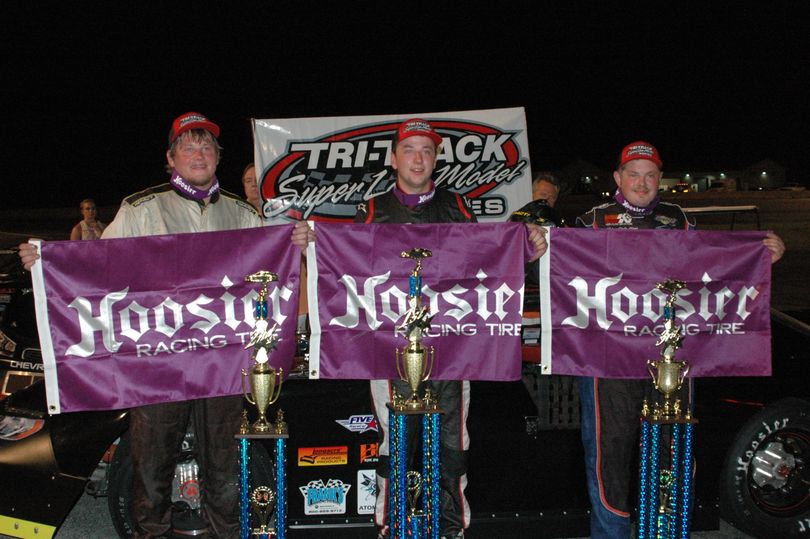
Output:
[
  {"xmin": 252, "ymin": 108, "xmax": 532, "ymax": 224},
  {"xmin": 539, "ymin": 228, "xmax": 773, "ymax": 378},
  {"xmin": 31, "ymin": 226, "xmax": 301, "ymax": 414},
  {"xmin": 306, "ymin": 222, "xmax": 533, "ymax": 381}
]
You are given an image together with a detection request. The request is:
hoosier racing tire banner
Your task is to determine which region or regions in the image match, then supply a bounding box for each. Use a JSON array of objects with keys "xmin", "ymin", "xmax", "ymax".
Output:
[
  {"xmin": 539, "ymin": 228, "xmax": 773, "ymax": 378},
  {"xmin": 305, "ymin": 222, "xmax": 534, "ymax": 381},
  {"xmin": 31, "ymin": 226, "xmax": 301, "ymax": 414}
]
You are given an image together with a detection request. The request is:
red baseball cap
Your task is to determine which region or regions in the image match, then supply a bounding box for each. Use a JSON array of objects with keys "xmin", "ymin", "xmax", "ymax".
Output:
[
  {"xmin": 395, "ymin": 118, "xmax": 443, "ymax": 147},
  {"xmin": 169, "ymin": 112, "xmax": 220, "ymax": 144},
  {"xmin": 619, "ymin": 141, "xmax": 663, "ymax": 168}
]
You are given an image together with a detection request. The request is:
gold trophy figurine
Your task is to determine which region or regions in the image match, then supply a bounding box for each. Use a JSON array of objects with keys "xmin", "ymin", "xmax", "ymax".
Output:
[
  {"xmin": 406, "ymin": 471, "xmax": 423, "ymax": 516},
  {"xmin": 646, "ymin": 279, "xmax": 690, "ymax": 419},
  {"xmin": 242, "ymin": 271, "xmax": 284, "ymax": 433},
  {"xmin": 394, "ymin": 248, "xmax": 437, "ymax": 411}
]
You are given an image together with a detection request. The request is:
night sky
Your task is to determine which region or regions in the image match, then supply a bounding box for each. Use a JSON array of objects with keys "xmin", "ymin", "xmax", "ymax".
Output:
[{"xmin": 3, "ymin": 3, "xmax": 807, "ymax": 209}]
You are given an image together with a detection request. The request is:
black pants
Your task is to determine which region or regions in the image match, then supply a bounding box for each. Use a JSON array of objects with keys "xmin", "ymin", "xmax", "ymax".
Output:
[
  {"xmin": 371, "ymin": 379, "xmax": 470, "ymax": 537},
  {"xmin": 130, "ymin": 395, "xmax": 242, "ymax": 539}
]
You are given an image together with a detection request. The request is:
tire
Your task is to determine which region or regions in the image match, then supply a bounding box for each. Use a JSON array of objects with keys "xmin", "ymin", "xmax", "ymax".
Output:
[
  {"xmin": 720, "ymin": 397, "xmax": 810, "ymax": 538},
  {"xmin": 107, "ymin": 431, "xmax": 136, "ymax": 538}
]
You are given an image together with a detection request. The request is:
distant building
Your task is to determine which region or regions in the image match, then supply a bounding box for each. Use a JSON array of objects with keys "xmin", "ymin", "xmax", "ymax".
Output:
[
  {"xmin": 551, "ymin": 158, "xmax": 787, "ymax": 195},
  {"xmin": 558, "ymin": 159, "xmax": 610, "ymax": 197},
  {"xmin": 739, "ymin": 160, "xmax": 785, "ymax": 190}
]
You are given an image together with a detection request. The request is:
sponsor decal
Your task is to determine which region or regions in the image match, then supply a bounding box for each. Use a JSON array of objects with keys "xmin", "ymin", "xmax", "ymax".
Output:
[
  {"xmin": 258, "ymin": 119, "xmax": 527, "ymax": 221},
  {"xmin": 179, "ymin": 114, "xmax": 207, "ymax": 128},
  {"xmin": 0, "ymin": 415, "xmax": 45, "ymax": 441},
  {"xmin": 359, "ymin": 443, "xmax": 379, "ymax": 464},
  {"xmin": 626, "ymin": 143, "xmax": 656, "ymax": 159},
  {"xmin": 655, "ymin": 215, "xmax": 676, "ymax": 227},
  {"xmin": 299, "ymin": 479, "xmax": 351, "ymax": 515},
  {"xmin": 357, "ymin": 470, "xmax": 377, "ymax": 515},
  {"xmin": 336, "ymin": 415, "xmax": 378, "ymax": 434},
  {"xmin": 298, "ymin": 446, "xmax": 349, "ymax": 466},
  {"xmin": 6, "ymin": 360, "xmax": 44, "ymax": 372}
]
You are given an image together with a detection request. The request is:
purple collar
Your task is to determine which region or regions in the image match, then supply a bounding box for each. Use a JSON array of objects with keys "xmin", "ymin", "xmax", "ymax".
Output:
[
  {"xmin": 392, "ymin": 181, "xmax": 436, "ymax": 207},
  {"xmin": 170, "ymin": 170, "xmax": 220, "ymax": 201},
  {"xmin": 614, "ymin": 189, "xmax": 659, "ymax": 216}
]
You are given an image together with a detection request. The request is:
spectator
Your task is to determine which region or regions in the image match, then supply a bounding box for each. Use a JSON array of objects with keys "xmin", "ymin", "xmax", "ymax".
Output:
[
  {"xmin": 69, "ymin": 198, "xmax": 106, "ymax": 240},
  {"xmin": 242, "ymin": 162, "xmax": 261, "ymax": 212},
  {"xmin": 531, "ymin": 171, "xmax": 561, "ymax": 208}
]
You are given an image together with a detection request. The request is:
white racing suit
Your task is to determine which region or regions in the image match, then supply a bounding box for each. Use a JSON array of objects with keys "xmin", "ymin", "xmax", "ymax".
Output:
[{"xmin": 104, "ymin": 184, "xmax": 260, "ymax": 538}]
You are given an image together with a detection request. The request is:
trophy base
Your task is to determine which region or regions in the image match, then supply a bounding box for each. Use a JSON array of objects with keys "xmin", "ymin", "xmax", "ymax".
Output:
[
  {"xmin": 390, "ymin": 387, "xmax": 442, "ymax": 414},
  {"xmin": 394, "ymin": 400, "xmax": 442, "ymax": 414}
]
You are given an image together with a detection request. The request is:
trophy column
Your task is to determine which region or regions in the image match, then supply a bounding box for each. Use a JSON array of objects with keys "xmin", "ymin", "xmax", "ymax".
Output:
[
  {"xmin": 637, "ymin": 280, "xmax": 698, "ymax": 539},
  {"xmin": 236, "ymin": 271, "xmax": 289, "ymax": 539},
  {"xmin": 388, "ymin": 249, "xmax": 442, "ymax": 539}
]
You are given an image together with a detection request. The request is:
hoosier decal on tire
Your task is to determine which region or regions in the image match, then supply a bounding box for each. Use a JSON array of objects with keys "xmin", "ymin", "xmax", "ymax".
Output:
[{"xmin": 720, "ymin": 398, "xmax": 810, "ymax": 538}]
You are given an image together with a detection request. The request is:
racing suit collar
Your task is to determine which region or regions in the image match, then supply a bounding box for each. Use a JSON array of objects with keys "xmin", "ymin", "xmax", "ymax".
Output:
[
  {"xmin": 614, "ymin": 188, "xmax": 659, "ymax": 216},
  {"xmin": 170, "ymin": 169, "xmax": 221, "ymax": 203},
  {"xmin": 392, "ymin": 181, "xmax": 436, "ymax": 207}
]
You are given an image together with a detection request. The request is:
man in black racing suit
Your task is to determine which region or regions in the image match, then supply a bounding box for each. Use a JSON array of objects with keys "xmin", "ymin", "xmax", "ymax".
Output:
[
  {"xmin": 291, "ymin": 117, "xmax": 547, "ymax": 539},
  {"xmin": 576, "ymin": 140, "xmax": 785, "ymax": 539},
  {"xmin": 356, "ymin": 119, "xmax": 476, "ymax": 539}
]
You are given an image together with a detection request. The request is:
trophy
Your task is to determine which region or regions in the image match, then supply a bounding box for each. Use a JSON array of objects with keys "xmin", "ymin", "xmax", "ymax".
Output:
[
  {"xmin": 646, "ymin": 279, "xmax": 690, "ymax": 419},
  {"xmin": 393, "ymin": 248, "xmax": 437, "ymax": 412},
  {"xmin": 637, "ymin": 279, "xmax": 698, "ymax": 539},
  {"xmin": 405, "ymin": 471, "xmax": 427, "ymax": 537},
  {"xmin": 241, "ymin": 271, "xmax": 284, "ymax": 434},
  {"xmin": 387, "ymin": 249, "xmax": 442, "ymax": 539},
  {"xmin": 237, "ymin": 270, "xmax": 290, "ymax": 539},
  {"xmin": 250, "ymin": 486, "xmax": 276, "ymax": 537}
]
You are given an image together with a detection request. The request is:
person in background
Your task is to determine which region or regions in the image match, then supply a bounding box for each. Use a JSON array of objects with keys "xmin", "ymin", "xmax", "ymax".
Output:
[
  {"xmin": 575, "ymin": 140, "xmax": 784, "ymax": 539},
  {"xmin": 69, "ymin": 198, "xmax": 106, "ymax": 240},
  {"xmin": 242, "ymin": 162, "xmax": 261, "ymax": 212},
  {"xmin": 531, "ymin": 171, "xmax": 561, "ymax": 208}
]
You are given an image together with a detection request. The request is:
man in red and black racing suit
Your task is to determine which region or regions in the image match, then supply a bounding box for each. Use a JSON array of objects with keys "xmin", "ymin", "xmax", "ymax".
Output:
[
  {"xmin": 575, "ymin": 140, "xmax": 785, "ymax": 539},
  {"xmin": 358, "ymin": 118, "xmax": 476, "ymax": 539},
  {"xmin": 290, "ymin": 117, "xmax": 547, "ymax": 539}
]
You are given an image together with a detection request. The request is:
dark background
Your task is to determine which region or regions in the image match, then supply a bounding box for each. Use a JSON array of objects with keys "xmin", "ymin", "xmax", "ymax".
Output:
[{"xmin": 3, "ymin": 2, "xmax": 807, "ymax": 209}]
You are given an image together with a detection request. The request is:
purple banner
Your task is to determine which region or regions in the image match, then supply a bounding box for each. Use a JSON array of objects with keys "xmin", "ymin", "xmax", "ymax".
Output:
[
  {"xmin": 33, "ymin": 226, "xmax": 301, "ymax": 413},
  {"xmin": 307, "ymin": 223, "xmax": 533, "ymax": 381},
  {"xmin": 540, "ymin": 228, "xmax": 772, "ymax": 378}
]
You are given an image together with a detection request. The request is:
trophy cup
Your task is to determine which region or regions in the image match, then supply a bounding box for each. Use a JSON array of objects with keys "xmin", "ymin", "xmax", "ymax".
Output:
[
  {"xmin": 250, "ymin": 486, "xmax": 276, "ymax": 537},
  {"xmin": 237, "ymin": 271, "xmax": 290, "ymax": 539},
  {"xmin": 387, "ymin": 249, "xmax": 442, "ymax": 539},
  {"xmin": 393, "ymin": 248, "xmax": 437, "ymax": 412},
  {"xmin": 646, "ymin": 279, "xmax": 690, "ymax": 419},
  {"xmin": 242, "ymin": 271, "xmax": 284, "ymax": 434},
  {"xmin": 637, "ymin": 279, "xmax": 698, "ymax": 539}
]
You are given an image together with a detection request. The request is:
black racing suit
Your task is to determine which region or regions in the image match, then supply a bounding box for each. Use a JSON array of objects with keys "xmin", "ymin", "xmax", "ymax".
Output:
[
  {"xmin": 575, "ymin": 198, "xmax": 694, "ymax": 539},
  {"xmin": 355, "ymin": 188, "xmax": 476, "ymax": 538}
]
